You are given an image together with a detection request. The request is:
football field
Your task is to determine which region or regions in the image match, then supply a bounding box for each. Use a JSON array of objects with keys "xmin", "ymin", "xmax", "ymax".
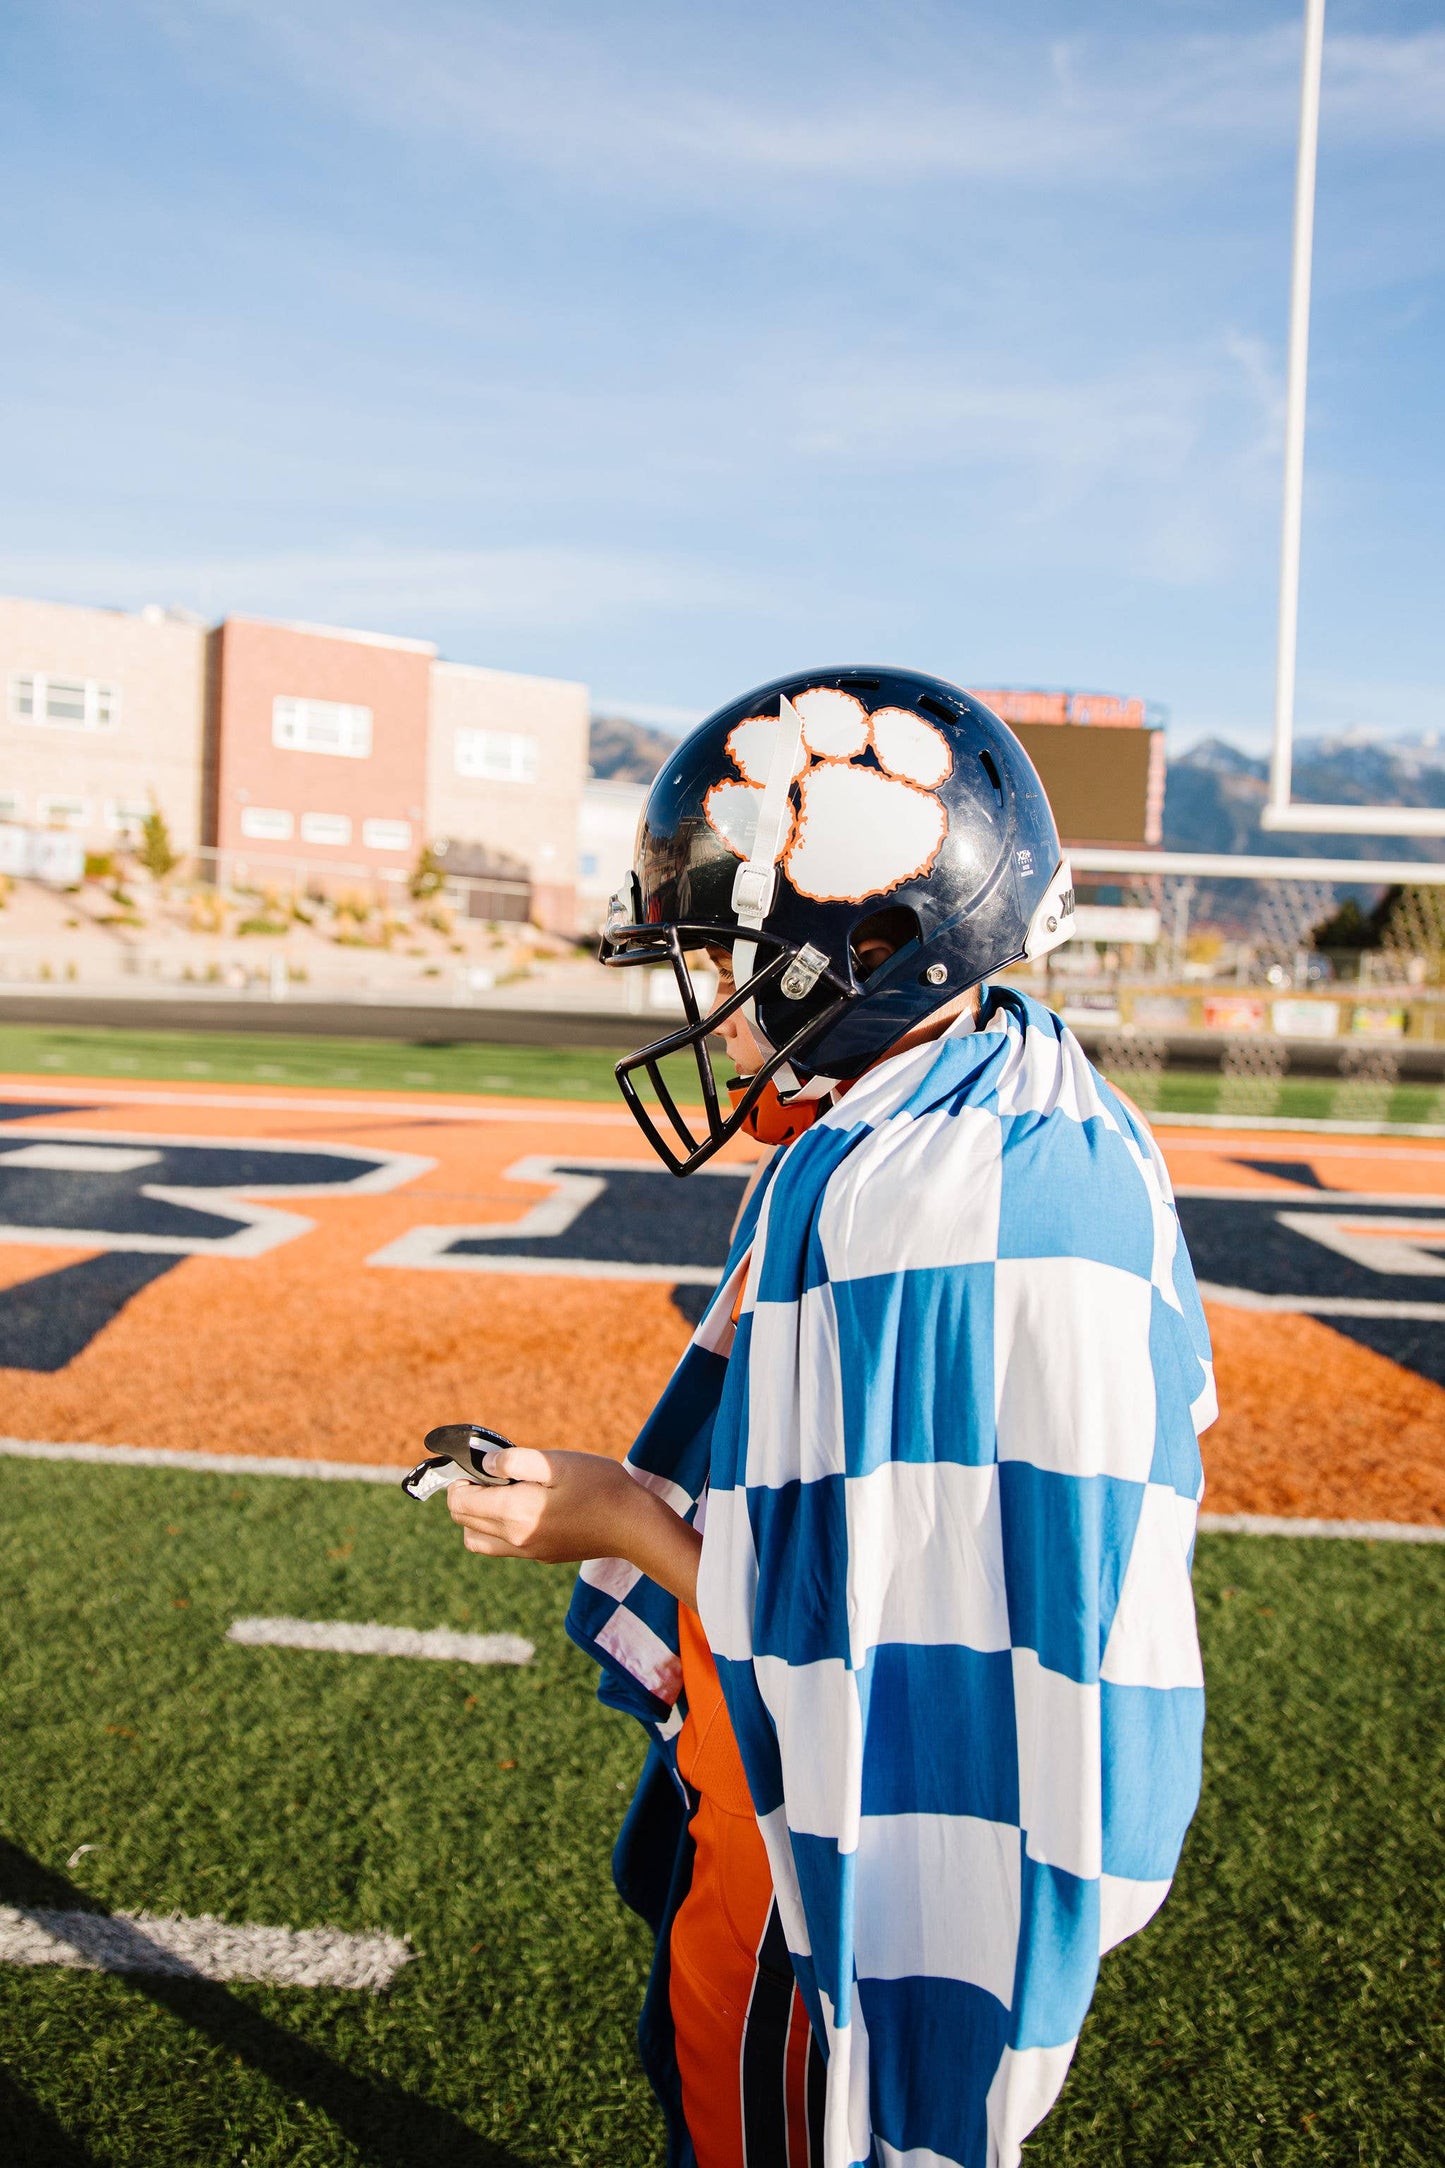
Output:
[{"xmin": 1, "ymin": 1048, "xmax": 1443, "ymax": 2165}]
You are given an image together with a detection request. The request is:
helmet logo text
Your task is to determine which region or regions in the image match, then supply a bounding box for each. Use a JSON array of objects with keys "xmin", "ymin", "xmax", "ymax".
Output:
[{"xmin": 703, "ymin": 687, "xmax": 952, "ymax": 905}]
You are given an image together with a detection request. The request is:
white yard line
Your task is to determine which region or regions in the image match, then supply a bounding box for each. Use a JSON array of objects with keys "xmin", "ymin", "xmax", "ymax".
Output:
[
  {"xmin": 228, "ymin": 1616, "xmax": 533, "ymax": 1665},
  {"xmin": 0, "ymin": 1078, "xmax": 637, "ymax": 1125},
  {"xmin": 0, "ymin": 1436, "xmax": 405, "ymax": 1483},
  {"xmin": 1149, "ymin": 1111, "xmax": 1445, "ymax": 1139},
  {"xmin": 4, "ymin": 1077, "xmax": 1439, "ymax": 1140},
  {"xmin": 1196, "ymin": 1285, "xmax": 1445, "ymax": 1320},
  {"xmin": 1176, "ymin": 1186, "xmax": 1445, "ymax": 1203},
  {"xmin": 1199, "ymin": 1513, "xmax": 1445, "ymax": 1544},
  {"xmin": 0, "ymin": 1905, "xmax": 412, "ymax": 1989},
  {"xmin": 367, "ymin": 1238, "xmax": 721, "ymax": 1282},
  {"xmin": 1167, "ymin": 1138, "xmax": 1445, "ymax": 1162},
  {"xmin": 7, "ymin": 1437, "xmax": 1445, "ymax": 1546}
]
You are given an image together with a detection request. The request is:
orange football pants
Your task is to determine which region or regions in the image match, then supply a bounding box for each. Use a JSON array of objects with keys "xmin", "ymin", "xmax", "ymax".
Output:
[{"xmin": 669, "ymin": 1604, "xmax": 825, "ymax": 2168}]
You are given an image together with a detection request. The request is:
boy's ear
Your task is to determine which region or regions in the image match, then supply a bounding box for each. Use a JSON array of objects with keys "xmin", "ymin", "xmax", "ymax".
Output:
[
  {"xmin": 852, "ymin": 937, "xmax": 897, "ymax": 979},
  {"xmin": 849, "ymin": 904, "xmax": 920, "ymax": 979}
]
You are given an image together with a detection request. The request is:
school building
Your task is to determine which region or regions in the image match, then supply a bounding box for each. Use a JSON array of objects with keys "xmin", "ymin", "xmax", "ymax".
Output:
[
  {"xmin": 1, "ymin": 590, "xmax": 1162, "ymax": 937},
  {"xmin": 0, "ymin": 594, "xmax": 589, "ymax": 933}
]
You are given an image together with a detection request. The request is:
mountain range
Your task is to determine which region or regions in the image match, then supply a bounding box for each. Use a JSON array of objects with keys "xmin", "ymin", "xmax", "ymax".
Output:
[
  {"xmin": 590, "ymin": 714, "xmax": 1445, "ymax": 866},
  {"xmin": 587, "ymin": 714, "xmax": 682, "ymax": 785},
  {"xmin": 1163, "ymin": 736, "xmax": 1445, "ymax": 863}
]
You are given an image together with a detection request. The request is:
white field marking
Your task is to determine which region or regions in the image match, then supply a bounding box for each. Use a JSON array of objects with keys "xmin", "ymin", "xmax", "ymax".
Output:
[
  {"xmin": 5, "ymin": 1438, "xmax": 1441, "ymax": 1547},
  {"xmin": 0, "ymin": 1077, "xmax": 1439, "ymax": 1140},
  {"xmin": 1174, "ymin": 1186, "xmax": 1445, "ymax": 1205},
  {"xmin": 0, "ymin": 1905, "xmax": 412, "ymax": 1989},
  {"xmin": 0, "ymin": 1127, "xmax": 434, "ymax": 1258},
  {"xmin": 227, "ymin": 1616, "xmax": 533, "ymax": 1665},
  {"xmin": 367, "ymin": 1151, "xmax": 742, "ymax": 1281},
  {"xmin": 0, "ymin": 1143, "xmax": 161, "ymax": 1172},
  {"xmin": 1147, "ymin": 1112, "xmax": 1445, "ymax": 1140},
  {"xmin": 0, "ymin": 1436, "xmax": 405, "ymax": 1483},
  {"xmin": 1169, "ymin": 1140, "xmax": 1445, "ymax": 1163},
  {"xmin": 1273, "ymin": 1212, "xmax": 1445, "ymax": 1278},
  {"xmin": 1196, "ymin": 1283, "xmax": 1445, "ymax": 1320},
  {"xmin": 0, "ymin": 1078, "xmax": 639, "ymax": 1125},
  {"xmin": 1199, "ymin": 1514, "xmax": 1445, "ymax": 1544},
  {"xmin": 370, "ymin": 1238, "xmax": 720, "ymax": 1283}
]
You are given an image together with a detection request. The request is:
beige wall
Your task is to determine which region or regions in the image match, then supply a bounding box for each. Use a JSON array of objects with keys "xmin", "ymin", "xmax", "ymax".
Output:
[
  {"xmin": 577, "ymin": 778, "xmax": 647, "ymax": 932},
  {"xmin": 0, "ymin": 597, "xmax": 592, "ymax": 926},
  {"xmin": 426, "ymin": 661, "xmax": 589, "ymax": 933},
  {"xmin": 0, "ymin": 595, "xmax": 207, "ymax": 851}
]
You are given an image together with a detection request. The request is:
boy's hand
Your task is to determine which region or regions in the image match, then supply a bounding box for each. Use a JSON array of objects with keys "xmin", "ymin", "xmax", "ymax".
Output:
[
  {"xmin": 446, "ymin": 1447, "xmax": 631, "ymax": 1564},
  {"xmin": 446, "ymin": 1446, "xmax": 701, "ymax": 1608}
]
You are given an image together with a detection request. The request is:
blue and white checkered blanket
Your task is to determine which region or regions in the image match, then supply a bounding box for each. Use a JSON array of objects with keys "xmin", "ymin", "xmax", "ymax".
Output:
[{"xmin": 567, "ymin": 984, "xmax": 1214, "ymax": 2168}]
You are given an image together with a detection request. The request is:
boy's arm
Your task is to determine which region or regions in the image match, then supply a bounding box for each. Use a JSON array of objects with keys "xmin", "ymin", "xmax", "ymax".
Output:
[{"xmin": 446, "ymin": 1447, "xmax": 701, "ymax": 1609}]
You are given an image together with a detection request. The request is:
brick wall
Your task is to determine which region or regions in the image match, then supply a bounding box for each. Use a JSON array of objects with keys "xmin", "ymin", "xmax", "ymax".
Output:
[{"xmin": 210, "ymin": 618, "xmax": 434, "ymax": 884}]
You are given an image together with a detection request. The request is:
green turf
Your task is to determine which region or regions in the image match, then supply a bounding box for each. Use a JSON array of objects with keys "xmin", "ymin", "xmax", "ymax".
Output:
[
  {"xmin": 1, "ymin": 1465, "xmax": 1443, "ymax": 2166},
  {"xmin": 0, "ymin": 1018, "xmax": 1439, "ymax": 1124},
  {"xmin": 1121, "ymin": 1071, "xmax": 1445, "ymax": 1127},
  {"xmin": 0, "ymin": 1021, "xmax": 733, "ymax": 1106},
  {"xmin": 0, "ymin": 1459, "xmax": 657, "ymax": 2166},
  {"xmin": 1032, "ymin": 1535, "xmax": 1445, "ymax": 2167}
]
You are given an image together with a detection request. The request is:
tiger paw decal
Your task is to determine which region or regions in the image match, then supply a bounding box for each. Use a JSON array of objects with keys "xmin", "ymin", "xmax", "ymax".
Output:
[{"xmin": 704, "ymin": 685, "xmax": 952, "ymax": 903}]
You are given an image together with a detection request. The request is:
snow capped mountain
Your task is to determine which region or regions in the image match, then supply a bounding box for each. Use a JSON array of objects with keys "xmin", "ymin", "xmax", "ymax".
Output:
[{"xmin": 1166, "ymin": 736, "xmax": 1445, "ymax": 863}]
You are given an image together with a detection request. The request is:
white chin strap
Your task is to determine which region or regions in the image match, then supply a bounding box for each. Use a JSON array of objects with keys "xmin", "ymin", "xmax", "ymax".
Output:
[
  {"xmin": 730, "ymin": 694, "xmax": 805, "ymax": 1024},
  {"xmin": 726, "ymin": 696, "xmax": 837, "ymax": 1105}
]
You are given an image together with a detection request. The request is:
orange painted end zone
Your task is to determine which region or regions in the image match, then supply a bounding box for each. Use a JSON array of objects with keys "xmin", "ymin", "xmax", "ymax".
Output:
[
  {"xmin": 0, "ymin": 1083, "xmax": 1442, "ymax": 1526},
  {"xmin": 0, "ymin": 1073, "xmax": 743, "ymax": 1467}
]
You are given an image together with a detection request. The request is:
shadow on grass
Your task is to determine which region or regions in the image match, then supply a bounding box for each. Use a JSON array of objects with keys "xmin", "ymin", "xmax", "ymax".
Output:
[
  {"xmin": 0, "ymin": 2064, "xmax": 100, "ymax": 2167},
  {"xmin": 0, "ymin": 1838, "xmax": 525, "ymax": 2167}
]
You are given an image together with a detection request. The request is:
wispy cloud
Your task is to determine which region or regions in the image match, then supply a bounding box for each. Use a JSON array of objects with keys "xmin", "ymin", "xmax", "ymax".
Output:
[
  {"xmin": 0, "ymin": 543, "xmax": 785, "ymax": 640},
  {"xmin": 144, "ymin": 2, "xmax": 1445, "ymax": 203},
  {"xmin": 787, "ymin": 331, "xmax": 1284, "ymax": 584},
  {"xmin": 6, "ymin": 4, "xmax": 1440, "ymax": 746}
]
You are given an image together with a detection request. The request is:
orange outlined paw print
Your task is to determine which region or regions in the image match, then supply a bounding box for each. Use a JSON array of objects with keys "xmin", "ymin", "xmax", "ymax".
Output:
[{"xmin": 704, "ymin": 686, "xmax": 952, "ymax": 903}]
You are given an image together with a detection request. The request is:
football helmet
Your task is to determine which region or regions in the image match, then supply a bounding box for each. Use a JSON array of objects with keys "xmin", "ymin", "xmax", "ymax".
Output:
[{"xmin": 602, "ymin": 666, "xmax": 1074, "ymax": 1172}]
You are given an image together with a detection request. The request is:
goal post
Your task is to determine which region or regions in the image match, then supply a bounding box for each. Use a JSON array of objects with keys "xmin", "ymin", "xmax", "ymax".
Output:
[{"xmin": 1261, "ymin": 0, "xmax": 1445, "ymax": 839}]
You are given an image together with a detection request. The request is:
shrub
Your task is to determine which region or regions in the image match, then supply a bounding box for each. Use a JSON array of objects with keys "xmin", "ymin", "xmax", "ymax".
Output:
[
  {"xmin": 137, "ymin": 805, "xmax": 180, "ymax": 882},
  {"xmin": 410, "ymin": 844, "xmax": 446, "ymax": 901}
]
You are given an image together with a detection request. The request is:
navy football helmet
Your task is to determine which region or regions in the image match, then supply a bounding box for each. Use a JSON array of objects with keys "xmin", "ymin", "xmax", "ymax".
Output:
[{"xmin": 601, "ymin": 666, "xmax": 1074, "ymax": 1172}]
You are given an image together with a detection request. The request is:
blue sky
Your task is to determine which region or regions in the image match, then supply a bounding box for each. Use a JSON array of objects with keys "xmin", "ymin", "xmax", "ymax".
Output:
[{"xmin": 0, "ymin": 0, "xmax": 1441, "ymax": 748}]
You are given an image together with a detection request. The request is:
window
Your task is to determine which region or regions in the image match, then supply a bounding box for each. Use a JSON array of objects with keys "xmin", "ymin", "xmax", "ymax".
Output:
[
  {"xmin": 107, "ymin": 800, "xmax": 152, "ymax": 840},
  {"xmin": 455, "ymin": 727, "xmax": 539, "ymax": 784},
  {"xmin": 300, "ymin": 811, "xmax": 352, "ymax": 846},
  {"xmin": 10, "ymin": 673, "xmax": 119, "ymax": 731},
  {"xmin": 273, "ymin": 696, "xmax": 372, "ymax": 759},
  {"xmin": 0, "ymin": 793, "xmax": 23, "ymax": 822},
  {"xmin": 240, "ymin": 806, "xmax": 294, "ymax": 841},
  {"xmin": 362, "ymin": 818, "xmax": 412, "ymax": 852},
  {"xmin": 579, "ymin": 852, "xmax": 600, "ymax": 878},
  {"xmin": 37, "ymin": 796, "xmax": 91, "ymax": 829}
]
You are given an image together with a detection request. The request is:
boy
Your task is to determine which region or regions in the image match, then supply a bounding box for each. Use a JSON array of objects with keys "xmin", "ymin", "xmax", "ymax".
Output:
[{"xmin": 448, "ymin": 668, "xmax": 1213, "ymax": 2168}]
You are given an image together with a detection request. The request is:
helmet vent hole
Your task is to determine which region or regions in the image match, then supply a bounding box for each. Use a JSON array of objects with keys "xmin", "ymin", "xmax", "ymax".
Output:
[
  {"xmin": 916, "ymin": 694, "xmax": 957, "ymax": 725},
  {"xmin": 978, "ymin": 750, "xmax": 1004, "ymax": 803}
]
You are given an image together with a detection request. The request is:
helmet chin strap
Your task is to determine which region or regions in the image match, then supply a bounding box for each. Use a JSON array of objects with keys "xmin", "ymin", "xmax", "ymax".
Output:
[
  {"xmin": 726, "ymin": 695, "xmax": 839, "ymax": 1112},
  {"xmin": 730, "ymin": 694, "xmax": 805, "ymax": 1024}
]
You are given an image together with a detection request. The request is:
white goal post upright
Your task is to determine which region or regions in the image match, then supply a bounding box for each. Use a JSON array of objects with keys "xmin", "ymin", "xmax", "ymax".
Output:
[
  {"xmin": 1262, "ymin": 0, "xmax": 1445, "ymax": 840},
  {"xmin": 1266, "ymin": 0, "xmax": 1325, "ymax": 829}
]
